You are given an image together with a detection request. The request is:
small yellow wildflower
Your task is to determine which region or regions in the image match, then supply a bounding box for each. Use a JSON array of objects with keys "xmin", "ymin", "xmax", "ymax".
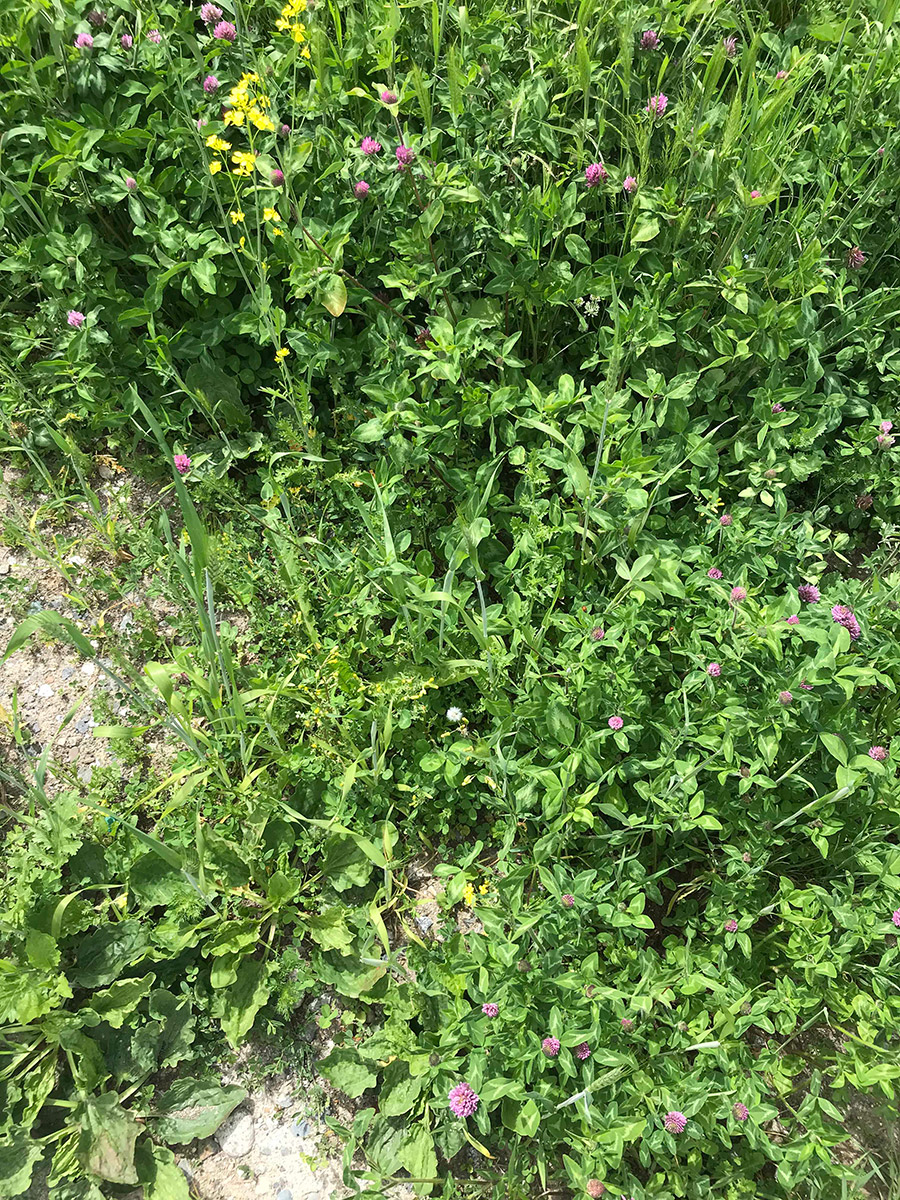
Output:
[
  {"xmin": 463, "ymin": 883, "xmax": 476, "ymax": 907},
  {"xmin": 238, "ymin": 235, "xmax": 246, "ymax": 249},
  {"xmin": 272, "ymin": 227, "xmax": 284, "ymax": 237},
  {"xmin": 479, "ymin": 882, "xmax": 490, "ymax": 895},
  {"xmin": 263, "ymin": 207, "xmax": 282, "ymax": 222},
  {"xmin": 275, "ymin": 347, "xmax": 290, "ymax": 362},
  {"xmin": 224, "ymin": 108, "xmax": 245, "ymax": 127},
  {"xmin": 231, "ymin": 150, "xmax": 256, "ymax": 176},
  {"xmin": 229, "ymin": 210, "xmax": 245, "ymax": 224},
  {"xmin": 205, "ymin": 134, "xmax": 230, "ymax": 152},
  {"xmin": 209, "ymin": 161, "xmax": 222, "ymax": 175}
]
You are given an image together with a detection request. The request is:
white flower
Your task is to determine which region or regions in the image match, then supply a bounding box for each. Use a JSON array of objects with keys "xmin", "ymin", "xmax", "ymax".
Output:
[{"xmin": 446, "ymin": 707, "xmax": 463, "ymax": 722}]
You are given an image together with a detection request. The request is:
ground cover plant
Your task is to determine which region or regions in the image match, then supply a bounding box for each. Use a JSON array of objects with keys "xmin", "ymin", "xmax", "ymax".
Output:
[{"xmin": 2, "ymin": 0, "xmax": 900, "ymax": 1195}]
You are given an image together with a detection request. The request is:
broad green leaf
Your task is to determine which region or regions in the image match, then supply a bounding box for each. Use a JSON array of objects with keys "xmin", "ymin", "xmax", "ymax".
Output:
[
  {"xmin": 379, "ymin": 1060, "xmax": 424, "ymax": 1117},
  {"xmin": 318, "ymin": 1048, "xmax": 378, "ymax": 1099},
  {"xmin": 0, "ymin": 1134, "xmax": 43, "ymax": 1198},
  {"xmin": 77, "ymin": 1094, "xmax": 139, "ymax": 1185},
  {"xmin": 90, "ymin": 974, "xmax": 155, "ymax": 1029},
  {"xmin": 213, "ymin": 957, "xmax": 270, "ymax": 1047},
  {"xmin": 631, "ymin": 217, "xmax": 660, "ymax": 243},
  {"xmin": 321, "ymin": 273, "xmax": 347, "ymax": 316},
  {"xmin": 149, "ymin": 1079, "xmax": 247, "ymax": 1144}
]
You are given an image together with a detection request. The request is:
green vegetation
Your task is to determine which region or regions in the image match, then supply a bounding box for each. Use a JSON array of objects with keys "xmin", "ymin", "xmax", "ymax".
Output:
[{"xmin": 2, "ymin": 0, "xmax": 900, "ymax": 1196}]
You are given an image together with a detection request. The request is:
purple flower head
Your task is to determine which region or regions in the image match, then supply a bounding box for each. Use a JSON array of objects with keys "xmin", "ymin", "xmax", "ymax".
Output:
[
  {"xmin": 831, "ymin": 604, "xmax": 861, "ymax": 640},
  {"xmin": 719, "ymin": 513, "xmax": 733, "ymax": 526},
  {"xmin": 772, "ymin": 402, "xmax": 785, "ymax": 413},
  {"xmin": 561, "ymin": 893, "xmax": 575, "ymax": 908},
  {"xmin": 200, "ymin": 3, "xmax": 223, "ymax": 23},
  {"xmin": 213, "ymin": 20, "xmax": 236, "ymax": 40},
  {"xmin": 147, "ymin": 28, "xmax": 162, "ymax": 43},
  {"xmin": 120, "ymin": 32, "xmax": 133, "ymax": 46},
  {"xmin": 125, "ymin": 176, "xmax": 137, "ymax": 192},
  {"xmin": 800, "ymin": 680, "xmax": 813, "ymax": 690},
  {"xmin": 482, "ymin": 1002, "xmax": 499, "ymax": 1017},
  {"xmin": 203, "ymin": 74, "xmax": 220, "ymax": 93},
  {"xmin": 664, "ymin": 1111, "xmax": 687, "ymax": 1134},
  {"xmin": 197, "ymin": 117, "xmax": 207, "ymax": 131},
  {"xmin": 847, "ymin": 245, "xmax": 866, "ymax": 270},
  {"xmin": 724, "ymin": 918, "xmax": 738, "ymax": 932},
  {"xmin": 542, "ymin": 1036, "xmax": 561, "ymax": 1057},
  {"xmin": 608, "ymin": 715, "xmax": 624, "ymax": 731},
  {"xmin": 798, "ymin": 583, "xmax": 820, "ymax": 604},
  {"xmin": 360, "ymin": 136, "xmax": 382, "ymax": 155},
  {"xmin": 584, "ymin": 162, "xmax": 608, "ymax": 187},
  {"xmin": 723, "ymin": 35, "xmax": 738, "ymax": 57},
  {"xmin": 621, "ymin": 1017, "xmax": 634, "ymax": 1030},
  {"xmin": 776, "ymin": 69, "xmax": 788, "ymax": 80},
  {"xmin": 730, "ymin": 586, "xmax": 747, "ymax": 603},
  {"xmin": 280, "ymin": 124, "xmax": 291, "ymax": 137},
  {"xmin": 733, "ymin": 1102, "xmax": 750, "ymax": 1121},
  {"xmin": 786, "ymin": 614, "xmax": 799, "ymax": 625},
  {"xmin": 778, "ymin": 690, "xmax": 793, "ymax": 706},
  {"xmin": 67, "ymin": 310, "xmax": 85, "ymax": 328},
  {"xmin": 354, "ymin": 180, "xmax": 370, "ymax": 198},
  {"xmin": 623, "ymin": 175, "xmax": 637, "ymax": 193},
  {"xmin": 893, "ymin": 910, "xmax": 900, "ymax": 928},
  {"xmin": 448, "ymin": 1081, "xmax": 479, "ymax": 1118},
  {"xmin": 707, "ymin": 662, "xmax": 722, "ymax": 678},
  {"xmin": 646, "ymin": 93, "xmax": 668, "ymax": 116},
  {"xmin": 381, "ymin": 89, "xmax": 398, "ymax": 104},
  {"xmin": 869, "ymin": 745, "xmax": 887, "ymax": 761},
  {"xmin": 878, "ymin": 146, "xmax": 885, "ymax": 156},
  {"xmin": 856, "ymin": 493, "xmax": 874, "ymax": 510},
  {"xmin": 707, "ymin": 567, "xmax": 723, "ymax": 579},
  {"xmin": 640, "ymin": 29, "xmax": 660, "ymax": 49},
  {"xmin": 576, "ymin": 1042, "xmax": 591, "ymax": 1060},
  {"xmin": 272, "ymin": 169, "xmax": 284, "ymax": 185},
  {"xmin": 877, "ymin": 433, "xmax": 895, "ymax": 449},
  {"xmin": 880, "ymin": 419, "xmax": 893, "ymax": 433},
  {"xmin": 586, "ymin": 1183, "xmax": 605, "ymax": 1199},
  {"xmin": 395, "ymin": 144, "xmax": 415, "ymax": 168},
  {"xmin": 590, "ymin": 625, "xmax": 605, "ymax": 641},
  {"xmin": 750, "ymin": 189, "xmax": 761, "ymax": 198},
  {"xmin": 174, "ymin": 454, "xmax": 192, "ymax": 475},
  {"xmin": 74, "ymin": 32, "xmax": 94, "ymax": 48},
  {"xmin": 87, "ymin": 9, "xmax": 105, "ymax": 25}
]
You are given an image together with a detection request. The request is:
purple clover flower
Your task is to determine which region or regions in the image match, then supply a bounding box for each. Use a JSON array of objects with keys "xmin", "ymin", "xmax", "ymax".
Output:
[
  {"xmin": 482, "ymin": 1002, "xmax": 499, "ymax": 1017},
  {"xmin": 448, "ymin": 1081, "xmax": 479, "ymax": 1117},
  {"xmin": 664, "ymin": 1111, "xmax": 687, "ymax": 1134},
  {"xmin": 707, "ymin": 662, "xmax": 721, "ymax": 677},
  {"xmin": 831, "ymin": 604, "xmax": 861, "ymax": 640},
  {"xmin": 67, "ymin": 310, "xmax": 85, "ymax": 328},
  {"xmin": 869, "ymin": 745, "xmax": 887, "ymax": 761},
  {"xmin": 590, "ymin": 625, "xmax": 605, "ymax": 641},
  {"xmin": 354, "ymin": 180, "xmax": 370, "ymax": 198},
  {"xmin": 608, "ymin": 715, "xmax": 624, "ymax": 730},
  {"xmin": 798, "ymin": 583, "xmax": 820, "ymax": 603},
  {"xmin": 584, "ymin": 162, "xmax": 608, "ymax": 186},
  {"xmin": 203, "ymin": 74, "xmax": 219, "ymax": 93},
  {"xmin": 542, "ymin": 1036, "xmax": 560, "ymax": 1057},
  {"xmin": 74, "ymin": 32, "xmax": 94, "ymax": 48},
  {"xmin": 733, "ymin": 1102, "xmax": 750, "ymax": 1121},
  {"xmin": 561, "ymin": 893, "xmax": 575, "ymax": 908},
  {"xmin": 174, "ymin": 454, "xmax": 192, "ymax": 475},
  {"xmin": 719, "ymin": 513, "xmax": 732, "ymax": 526},
  {"xmin": 623, "ymin": 175, "xmax": 637, "ymax": 193},
  {"xmin": 395, "ymin": 144, "xmax": 415, "ymax": 168},
  {"xmin": 640, "ymin": 30, "xmax": 660, "ymax": 49},
  {"xmin": 213, "ymin": 20, "xmax": 236, "ymax": 40},
  {"xmin": 576, "ymin": 1042, "xmax": 591, "ymax": 1060},
  {"xmin": 707, "ymin": 567, "xmax": 723, "ymax": 579},
  {"xmin": 724, "ymin": 918, "xmax": 738, "ymax": 932},
  {"xmin": 360, "ymin": 136, "xmax": 382, "ymax": 155}
]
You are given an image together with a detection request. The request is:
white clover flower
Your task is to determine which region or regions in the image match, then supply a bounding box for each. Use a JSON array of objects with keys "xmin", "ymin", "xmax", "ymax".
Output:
[{"xmin": 446, "ymin": 706, "xmax": 463, "ymax": 722}]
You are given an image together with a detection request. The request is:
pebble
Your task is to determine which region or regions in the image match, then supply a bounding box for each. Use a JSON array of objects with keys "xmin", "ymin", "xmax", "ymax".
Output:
[
  {"xmin": 277, "ymin": 1191, "xmax": 293, "ymax": 1200},
  {"xmin": 0, "ymin": 561, "xmax": 9, "ymax": 576},
  {"xmin": 81, "ymin": 662, "xmax": 97, "ymax": 676},
  {"xmin": 415, "ymin": 915, "xmax": 433, "ymax": 932},
  {"xmin": 215, "ymin": 1110, "xmax": 255, "ymax": 1158},
  {"xmin": 61, "ymin": 667, "xmax": 75, "ymax": 680},
  {"xmin": 176, "ymin": 1159, "xmax": 193, "ymax": 1183},
  {"xmin": 291, "ymin": 1119, "xmax": 310, "ymax": 1139},
  {"xmin": 37, "ymin": 684, "xmax": 53, "ymax": 698}
]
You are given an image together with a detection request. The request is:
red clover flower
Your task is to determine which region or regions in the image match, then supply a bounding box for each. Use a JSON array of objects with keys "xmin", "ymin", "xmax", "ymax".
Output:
[
  {"xmin": 608, "ymin": 715, "xmax": 624, "ymax": 730},
  {"xmin": 67, "ymin": 310, "xmax": 85, "ymax": 328},
  {"xmin": 719, "ymin": 513, "xmax": 732, "ymax": 526},
  {"xmin": 831, "ymin": 604, "xmax": 861, "ymax": 640},
  {"xmin": 893, "ymin": 910, "xmax": 900, "ymax": 928},
  {"xmin": 381, "ymin": 89, "xmax": 398, "ymax": 104},
  {"xmin": 203, "ymin": 74, "xmax": 219, "ymax": 93},
  {"xmin": 733, "ymin": 1102, "xmax": 750, "ymax": 1121},
  {"xmin": 200, "ymin": 3, "xmax": 223, "ymax": 23},
  {"xmin": 786, "ymin": 614, "xmax": 799, "ymax": 625},
  {"xmin": 646, "ymin": 93, "xmax": 668, "ymax": 116},
  {"xmin": 590, "ymin": 626, "xmax": 605, "ymax": 641},
  {"xmin": 120, "ymin": 33, "xmax": 133, "ymax": 46},
  {"xmin": 562, "ymin": 893, "xmax": 575, "ymax": 908},
  {"xmin": 640, "ymin": 30, "xmax": 660, "ymax": 49},
  {"xmin": 213, "ymin": 20, "xmax": 236, "ymax": 40},
  {"xmin": 272, "ymin": 169, "xmax": 284, "ymax": 185},
  {"xmin": 576, "ymin": 1042, "xmax": 591, "ymax": 1060},
  {"xmin": 798, "ymin": 583, "xmax": 820, "ymax": 603},
  {"xmin": 623, "ymin": 175, "xmax": 637, "ymax": 193},
  {"xmin": 542, "ymin": 1036, "xmax": 560, "ymax": 1057},
  {"xmin": 869, "ymin": 745, "xmax": 887, "ymax": 761},
  {"xmin": 147, "ymin": 28, "xmax": 162, "ymax": 43},
  {"xmin": 482, "ymin": 1002, "xmax": 499, "ymax": 1017},
  {"xmin": 730, "ymin": 586, "xmax": 746, "ymax": 603},
  {"xmin": 664, "ymin": 1111, "xmax": 687, "ymax": 1134},
  {"xmin": 360, "ymin": 136, "xmax": 382, "ymax": 155},
  {"xmin": 707, "ymin": 662, "xmax": 721, "ymax": 677},
  {"xmin": 707, "ymin": 567, "xmax": 723, "ymax": 579},
  {"xmin": 847, "ymin": 246, "xmax": 866, "ymax": 270},
  {"xmin": 74, "ymin": 32, "xmax": 94, "ymax": 48},
  {"xmin": 586, "ymin": 1183, "xmax": 605, "ymax": 1198},
  {"xmin": 584, "ymin": 163, "xmax": 608, "ymax": 186},
  {"xmin": 395, "ymin": 145, "xmax": 415, "ymax": 169},
  {"xmin": 354, "ymin": 180, "xmax": 370, "ymax": 198},
  {"xmin": 778, "ymin": 691, "xmax": 793, "ymax": 705},
  {"xmin": 448, "ymin": 1082, "xmax": 479, "ymax": 1117},
  {"xmin": 174, "ymin": 454, "xmax": 192, "ymax": 475},
  {"xmin": 724, "ymin": 918, "xmax": 738, "ymax": 932}
]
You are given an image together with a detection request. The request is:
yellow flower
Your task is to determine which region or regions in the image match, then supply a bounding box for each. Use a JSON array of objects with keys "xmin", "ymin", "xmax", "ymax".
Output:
[
  {"xmin": 205, "ymin": 134, "xmax": 230, "ymax": 152},
  {"xmin": 239, "ymin": 236, "xmax": 246, "ymax": 249},
  {"xmin": 275, "ymin": 347, "xmax": 290, "ymax": 361},
  {"xmin": 479, "ymin": 882, "xmax": 490, "ymax": 894},
  {"xmin": 463, "ymin": 883, "xmax": 476, "ymax": 907},
  {"xmin": 209, "ymin": 161, "xmax": 222, "ymax": 175},
  {"xmin": 263, "ymin": 207, "xmax": 282, "ymax": 222},
  {"xmin": 224, "ymin": 108, "xmax": 245, "ymax": 127},
  {"xmin": 290, "ymin": 22, "xmax": 307, "ymax": 41},
  {"xmin": 300, "ymin": 43, "xmax": 311, "ymax": 58},
  {"xmin": 229, "ymin": 210, "xmax": 245, "ymax": 224},
  {"xmin": 249, "ymin": 110, "xmax": 276, "ymax": 133},
  {"xmin": 272, "ymin": 227, "xmax": 284, "ymax": 237},
  {"xmin": 231, "ymin": 150, "xmax": 256, "ymax": 176}
]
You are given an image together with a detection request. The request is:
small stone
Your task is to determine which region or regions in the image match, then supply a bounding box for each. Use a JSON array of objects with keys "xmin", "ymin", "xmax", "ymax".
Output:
[
  {"xmin": 215, "ymin": 1110, "xmax": 255, "ymax": 1157},
  {"xmin": 81, "ymin": 662, "xmax": 97, "ymax": 676},
  {"xmin": 414, "ymin": 915, "xmax": 433, "ymax": 932},
  {"xmin": 277, "ymin": 1191, "xmax": 293, "ymax": 1200},
  {"xmin": 77, "ymin": 765, "xmax": 93, "ymax": 783},
  {"xmin": 61, "ymin": 666, "xmax": 75, "ymax": 680},
  {"xmin": 37, "ymin": 684, "xmax": 53, "ymax": 699},
  {"xmin": 0, "ymin": 561, "xmax": 9, "ymax": 576},
  {"xmin": 291, "ymin": 1119, "xmax": 310, "ymax": 1138},
  {"xmin": 176, "ymin": 1159, "xmax": 193, "ymax": 1183}
]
